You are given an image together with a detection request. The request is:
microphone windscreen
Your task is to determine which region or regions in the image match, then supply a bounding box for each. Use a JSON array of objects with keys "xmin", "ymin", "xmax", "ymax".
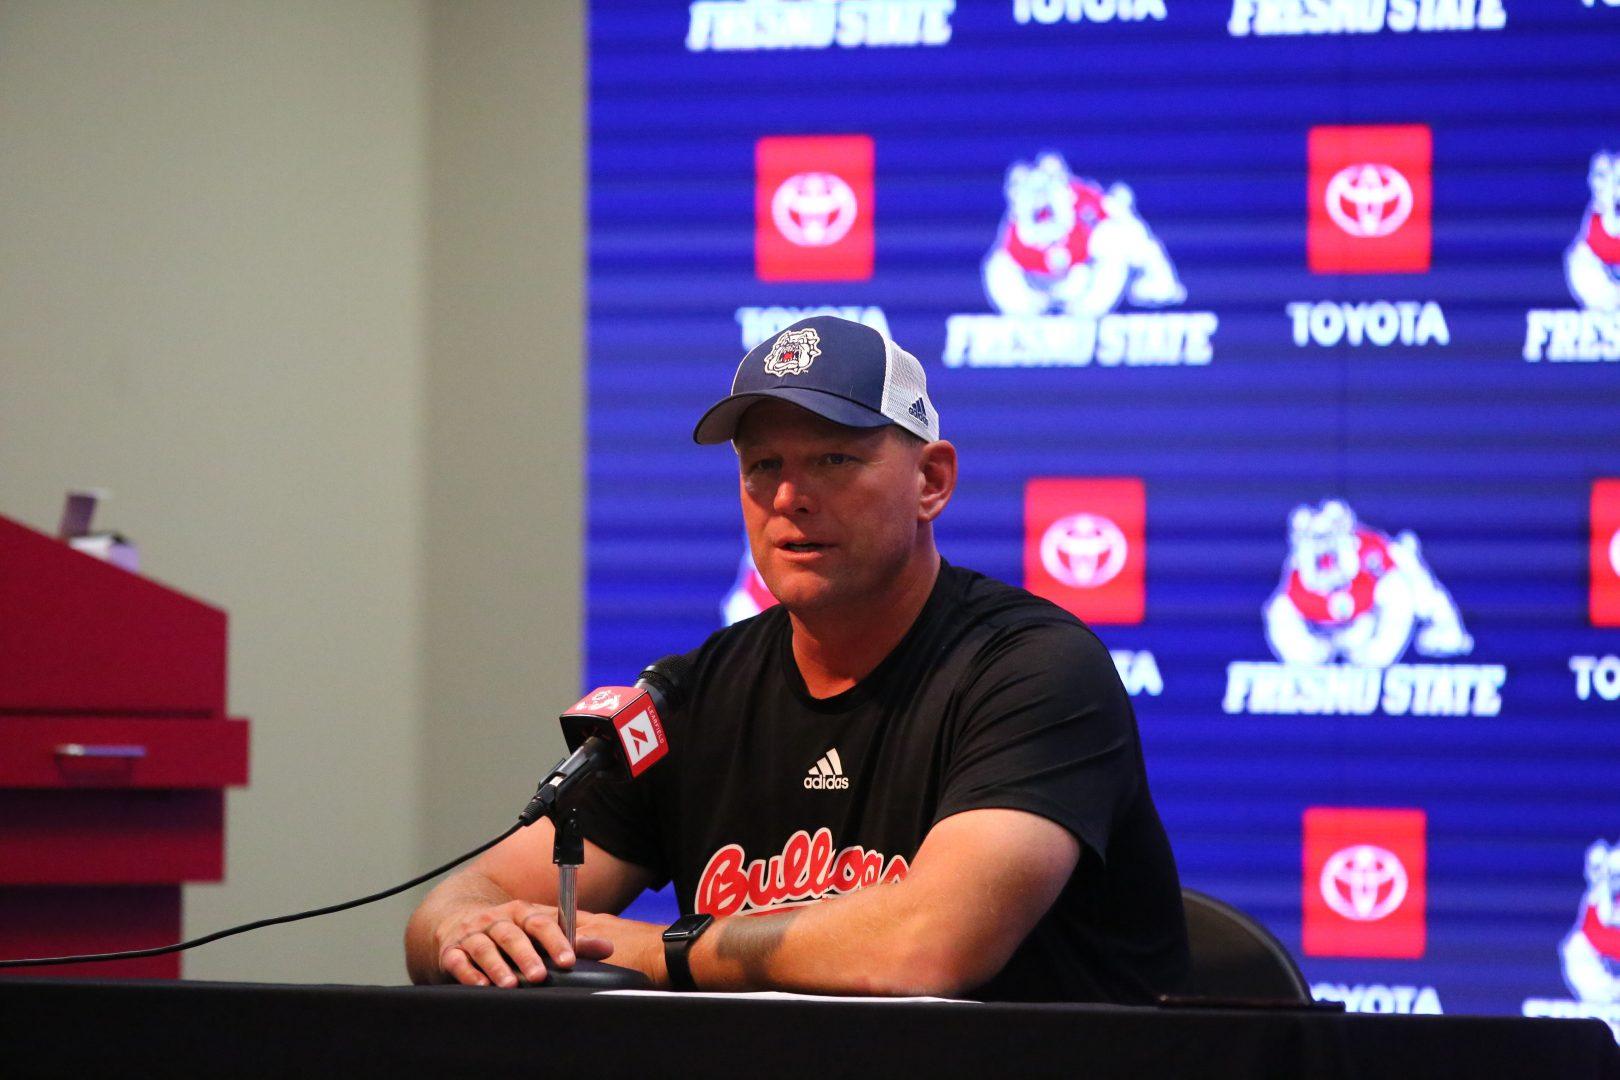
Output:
[{"xmin": 638, "ymin": 654, "xmax": 694, "ymax": 714}]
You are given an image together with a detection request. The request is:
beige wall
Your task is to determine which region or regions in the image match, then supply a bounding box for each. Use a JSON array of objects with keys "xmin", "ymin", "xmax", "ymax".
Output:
[
  {"xmin": 421, "ymin": 0, "xmax": 584, "ymax": 870},
  {"xmin": 0, "ymin": 1, "xmax": 583, "ymax": 984}
]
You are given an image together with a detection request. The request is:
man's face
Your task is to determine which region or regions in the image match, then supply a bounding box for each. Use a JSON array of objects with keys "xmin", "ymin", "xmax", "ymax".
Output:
[{"xmin": 733, "ymin": 400, "xmax": 926, "ymax": 616}]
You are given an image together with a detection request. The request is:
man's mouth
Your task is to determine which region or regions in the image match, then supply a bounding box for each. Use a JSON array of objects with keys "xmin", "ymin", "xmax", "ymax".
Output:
[{"xmin": 781, "ymin": 542, "xmax": 829, "ymax": 553}]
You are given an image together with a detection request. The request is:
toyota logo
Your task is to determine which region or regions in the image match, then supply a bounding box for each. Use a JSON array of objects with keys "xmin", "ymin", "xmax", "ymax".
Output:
[
  {"xmin": 1040, "ymin": 513, "xmax": 1128, "ymax": 589},
  {"xmin": 1324, "ymin": 163, "xmax": 1413, "ymax": 239},
  {"xmin": 771, "ymin": 172, "xmax": 858, "ymax": 247},
  {"xmin": 1320, "ymin": 844, "xmax": 1408, "ymax": 922}
]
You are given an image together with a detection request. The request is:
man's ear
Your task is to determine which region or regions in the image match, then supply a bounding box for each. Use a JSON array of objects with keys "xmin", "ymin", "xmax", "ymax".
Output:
[{"xmin": 917, "ymin": 440, "xmax": 958, "ymax": 524}]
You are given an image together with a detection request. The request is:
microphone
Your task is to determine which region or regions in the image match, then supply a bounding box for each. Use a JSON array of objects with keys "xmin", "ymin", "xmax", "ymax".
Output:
[
  {"xmin": 518, "ymin": 655, "xmax": 692, "ymax": 825},
  {"xmin": 509, "ymin": 655, "xmax": 693, "ymax": 990}
]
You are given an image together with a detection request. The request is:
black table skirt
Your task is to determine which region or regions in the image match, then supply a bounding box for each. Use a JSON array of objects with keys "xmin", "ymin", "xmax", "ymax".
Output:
[{"xmin": 2, "ymin": 979, "xmax": 1616, "ymax": 1079}]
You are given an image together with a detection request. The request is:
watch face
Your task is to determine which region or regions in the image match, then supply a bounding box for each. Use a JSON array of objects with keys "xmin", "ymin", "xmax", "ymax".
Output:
[{"xmin": 664, "ymin": 914, "xmax": 712, "ymax": 942}]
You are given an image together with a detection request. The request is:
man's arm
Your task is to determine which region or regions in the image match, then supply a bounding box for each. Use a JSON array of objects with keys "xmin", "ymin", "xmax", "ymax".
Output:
[
  {"xmin": 588, "ymin": 807, "xmax": 1079, "ymax": 996},
  {"xmin": 403, "ymin": 814, "xmax": 657, "ymax": 987}
]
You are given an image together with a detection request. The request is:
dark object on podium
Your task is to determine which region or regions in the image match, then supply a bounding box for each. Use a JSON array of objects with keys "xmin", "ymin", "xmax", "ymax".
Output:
[
  {"xmin": 539, "ymin": 956, "xmax": 651, "ymax": 989},
  {"xmin": 0, "ymin": 514, "xmax": 250, "ymax": 979}
]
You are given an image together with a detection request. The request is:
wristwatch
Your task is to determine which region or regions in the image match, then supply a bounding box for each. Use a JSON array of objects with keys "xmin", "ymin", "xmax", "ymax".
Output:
[{"xmin": 662, "ymin": 913, "xmax": 714, "ymax": 991}]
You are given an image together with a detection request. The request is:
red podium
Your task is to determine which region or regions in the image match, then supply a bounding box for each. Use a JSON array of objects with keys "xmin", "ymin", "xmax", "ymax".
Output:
[{"xmin": 0, "ymin": 514, "xmax": 249, "ymax": 978}]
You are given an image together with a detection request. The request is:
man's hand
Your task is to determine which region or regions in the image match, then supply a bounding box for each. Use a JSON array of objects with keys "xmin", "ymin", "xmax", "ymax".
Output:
[
  {"xmin": 576, "ymin": 911, "xmax": 670, "ymax": 987},
  {"xmin": 433, "ymin": 899, "xmax": 615, "ymax": 988},
  {"xmin": 402, "ymin": 816, "xmax": 659, "ymax": 985}
]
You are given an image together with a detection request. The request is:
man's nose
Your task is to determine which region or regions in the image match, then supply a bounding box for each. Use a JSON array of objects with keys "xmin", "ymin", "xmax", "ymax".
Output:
[{"xmin": 772, "ymin": 469, "xmax": 815, "ymax": 514}]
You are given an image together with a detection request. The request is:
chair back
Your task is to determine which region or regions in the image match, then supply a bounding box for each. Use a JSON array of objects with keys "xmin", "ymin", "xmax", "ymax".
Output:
[{"xmin": 1178, "ymin": 888, "xmax": 1313, "ymax": 1004}]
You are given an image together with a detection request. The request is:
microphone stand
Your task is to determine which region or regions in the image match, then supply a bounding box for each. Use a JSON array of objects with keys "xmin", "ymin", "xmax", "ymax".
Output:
[{"xmin": 537, "ymin": 801, "xmax": 651, "ymax": 990}]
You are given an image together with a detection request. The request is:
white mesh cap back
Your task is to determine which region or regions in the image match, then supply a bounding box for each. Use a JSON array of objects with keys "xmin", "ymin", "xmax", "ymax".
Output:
[{"xmin": 880, "ymin": 338, "xmax": 940, "ymax": 442}]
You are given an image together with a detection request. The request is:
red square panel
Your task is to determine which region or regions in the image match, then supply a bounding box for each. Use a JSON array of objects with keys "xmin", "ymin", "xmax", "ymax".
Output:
[
  {"xmin": 1308, "ymin": 125, "xmax": 1432, "ymax": 274},
  {"xmin": 756, "ymin": 135, "xmax": 874, "ymax": 282},
  {"xmin": 1303, "ymin": 807, "xmax": 1426, "ymax": 959},
  {"xmin": 1593, "ymin": 480, "xmax": 1620, "ymax": 627},
  {"xmin": 1024, "ymin": 478, "xmax": 1145, "ymax": 625}
]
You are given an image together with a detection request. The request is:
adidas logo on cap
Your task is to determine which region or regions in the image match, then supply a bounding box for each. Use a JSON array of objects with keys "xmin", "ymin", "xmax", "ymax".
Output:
[{"xmin": 804, "ymin": 747, "xmax": 850, "ymax": 791}]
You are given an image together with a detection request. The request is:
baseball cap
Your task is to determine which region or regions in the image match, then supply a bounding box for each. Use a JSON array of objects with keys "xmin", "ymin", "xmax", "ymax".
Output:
[{"xmin": 692, "ymin": 316, "xmax": 940, "ymax": 444}]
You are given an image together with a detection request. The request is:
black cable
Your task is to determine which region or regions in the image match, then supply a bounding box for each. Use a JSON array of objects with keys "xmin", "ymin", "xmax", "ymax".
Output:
[{"xmin": 0, "ymin": 822, "xmax": 524, "ymax": 970}]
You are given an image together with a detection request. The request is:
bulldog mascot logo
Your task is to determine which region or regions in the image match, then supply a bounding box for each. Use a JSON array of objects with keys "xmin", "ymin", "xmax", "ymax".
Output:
[
  {"xmin": 1562, "ymin": 840, "xmax": 1620, "ymax": 1004},
  {"xmin": 1263, "ymin": 500, "xmax": 1473, "ymax": 668},
  {"xmin": 982, "ymin": 151, "xmax": 1186, "ymax": 318},
  {"xmin": 1566, "ymin": 150, "xmax": 1620, "ymax": 312}
]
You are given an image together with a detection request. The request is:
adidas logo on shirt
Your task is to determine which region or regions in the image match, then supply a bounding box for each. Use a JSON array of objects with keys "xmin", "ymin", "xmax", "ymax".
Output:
[{"xmin": 804, "ymin": 747, "xmax": 850, "ymax": 791}]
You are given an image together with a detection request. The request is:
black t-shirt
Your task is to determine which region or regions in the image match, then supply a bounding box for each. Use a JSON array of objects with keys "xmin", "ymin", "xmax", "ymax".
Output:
[{"xmin": 576, "ymin": 561, "xmax": 1188, "ymax": 1003}]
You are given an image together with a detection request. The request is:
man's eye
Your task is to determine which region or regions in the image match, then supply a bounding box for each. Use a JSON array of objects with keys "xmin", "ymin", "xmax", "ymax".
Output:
[
  {"xmin": 746, "ymin": 458, "xmax": 780, "ymax": 475},
  {"xmin": 822, "ymin": 453, "xmax": 853, "ymax": 466}
]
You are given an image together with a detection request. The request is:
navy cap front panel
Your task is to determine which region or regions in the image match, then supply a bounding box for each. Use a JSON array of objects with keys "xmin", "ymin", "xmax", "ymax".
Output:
[
  {"xmin": 732, "ymin": 316, "xmax": 886, "ymax": 410},
  {"xmin": 693, "ymin": 388, "xmax": 892, "ymax": 444}
]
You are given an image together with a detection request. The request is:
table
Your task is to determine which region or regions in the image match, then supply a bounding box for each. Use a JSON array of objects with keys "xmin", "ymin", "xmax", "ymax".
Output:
[{"xmin": 2, "ymin": 979, "xmax": 1615, "ymax": 1078}]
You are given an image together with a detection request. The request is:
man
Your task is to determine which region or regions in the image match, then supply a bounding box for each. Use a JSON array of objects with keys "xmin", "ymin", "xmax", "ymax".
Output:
[{"xmin": 405, "ymin": 316, "xmax": 1187, "ymax": 1001}]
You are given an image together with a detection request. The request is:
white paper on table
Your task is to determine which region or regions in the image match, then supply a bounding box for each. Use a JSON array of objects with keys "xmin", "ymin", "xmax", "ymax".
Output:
[{"xmin": 597, "ymin": 990, "xmax": 977, "ymax": 1004}]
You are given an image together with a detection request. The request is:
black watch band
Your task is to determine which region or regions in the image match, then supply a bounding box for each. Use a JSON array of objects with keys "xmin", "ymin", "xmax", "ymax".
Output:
[{"xmin": 662, "ymin": 913, "xmax": 714, "ymax": 991}]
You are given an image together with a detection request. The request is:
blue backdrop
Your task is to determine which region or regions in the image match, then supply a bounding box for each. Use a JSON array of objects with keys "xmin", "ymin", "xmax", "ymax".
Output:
[{"xmin": 588, "ymin": 0, "xmax": 1620, "ymax": 1026}]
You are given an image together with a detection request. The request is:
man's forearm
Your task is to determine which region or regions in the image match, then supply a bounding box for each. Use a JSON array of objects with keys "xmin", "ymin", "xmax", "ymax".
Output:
[
  {"xmin": 679, "ymin": 810, "xmax": 1080, "ymax": 997},
  {"xmin": 686, "ymin": 880, "xmax": 973, "ymax": 997},
  {"xmin": 403, "ymin": 869, "xmax": 517, "ymax": 984}
]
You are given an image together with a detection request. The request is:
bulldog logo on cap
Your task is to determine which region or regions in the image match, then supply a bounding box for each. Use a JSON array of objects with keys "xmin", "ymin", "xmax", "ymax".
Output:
[{"xmin": 763, "ymin": 327, "xmax": 821, "ymax": 377}]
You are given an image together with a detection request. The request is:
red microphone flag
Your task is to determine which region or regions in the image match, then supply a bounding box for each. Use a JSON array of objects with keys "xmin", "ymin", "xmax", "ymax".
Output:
[{"xmin": 563, "ymin": 687, "xmax": 669, "ymax": 778}]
